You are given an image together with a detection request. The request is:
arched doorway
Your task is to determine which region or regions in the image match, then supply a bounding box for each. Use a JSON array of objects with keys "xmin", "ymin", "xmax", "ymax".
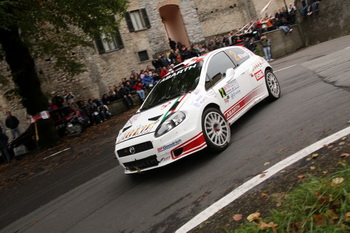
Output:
[{"xmin": 158, "ymin": 3, "xmax": 190, "ymax": 49}]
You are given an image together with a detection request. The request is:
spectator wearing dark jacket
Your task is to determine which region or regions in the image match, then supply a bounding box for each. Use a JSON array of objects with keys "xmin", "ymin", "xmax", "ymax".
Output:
[
  {"xmin": 119, "ymin": 84, "xmax": 135, "ymax": 108},
  {"xmin": 5, "ymin": 111, "xmax": 21, "ymax": 140},
  {"xmin": 0, "ymin": 127, "xmax": 11, "ymax": 163}
]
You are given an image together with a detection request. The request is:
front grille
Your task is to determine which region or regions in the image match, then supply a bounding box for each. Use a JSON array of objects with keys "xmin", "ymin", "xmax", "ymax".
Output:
[
  {"xmin": 123, "ymin": 155, "xmax": 159, "ymax": 171},
  {"xmin": 117, "ymin": 141, "xmax": 153, "ymax": 157}
]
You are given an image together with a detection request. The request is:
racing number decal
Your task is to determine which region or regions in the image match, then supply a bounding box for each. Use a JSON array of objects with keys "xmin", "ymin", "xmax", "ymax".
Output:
[
  {"xmin": 228, "ymin": 50, "xmax": 241, "ymax": 61},
  {"xmin": 219, "ymin": 88, "xmax": 227, "ymax": 98}
]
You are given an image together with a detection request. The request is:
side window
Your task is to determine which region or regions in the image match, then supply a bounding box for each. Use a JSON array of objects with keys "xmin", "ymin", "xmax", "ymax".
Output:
[
  {"xmin": 205, "ymin": 52, "xmax": 235, "ymax": 90},
  {"xmin": 125, "ymin": 9, "xmax": 151, "ymax": 32},
  {"xmin": 224, "ymin": 47, "xmax": 250, "ymax": 66},
  {"xmin": 95, "ymin": 28, "xmax": 124, "ymax": 54}
]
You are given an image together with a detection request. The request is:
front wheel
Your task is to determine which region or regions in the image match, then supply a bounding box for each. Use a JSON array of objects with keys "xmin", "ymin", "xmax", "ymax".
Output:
[
  {"xmin": 202, "ymin": 108, "xmax": 231, "ymax": 152},
  {"xmin": 265, "ymin": 70, "xmax": 281, "ymax": 101}
]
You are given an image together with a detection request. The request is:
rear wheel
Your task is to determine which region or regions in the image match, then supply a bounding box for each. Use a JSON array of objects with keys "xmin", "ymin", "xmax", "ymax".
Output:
[
  {"xmin": 66, "ymin": 123, "xmax": 84, "ymax": 136},
  {"xmin": 202, "ymin": 108, "xmax": 231, "ymax": 152},
  {"xmin": 265, "ymin": 70, "xmax": 281, "ymax": 100}
]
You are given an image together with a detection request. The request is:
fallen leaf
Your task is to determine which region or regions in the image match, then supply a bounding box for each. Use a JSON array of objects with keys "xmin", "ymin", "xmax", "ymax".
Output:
[
  {"xmin": 311, "ymin": 153, "xmax": 319, "ymax": 158},
  {"xmin": 233, "ymin": 214, "xmax": 243, "ymax": 222},
  {"xmin": 332, "ymin": 177, "xmax": 344, "ymax": 184},
  {"xmin": 341, "ymin": 137, "xmax": 348, "ymax": 140},
  {"xmin": 259, "ymin": 221, "xmax": 277, "ymax": 230},
  {"xmin": 298, "ymin": 174, "xmax": 305, "ymax": 179},
  {"xmin": 345, "ymin": 212, "xmax": 350, "ymax": 222},
  {"xmin": 260, "ymin": 173, "xmax": 266, "ymax": 178},
  {"xmin": 264, "ymin": 162, "xmax": 270, "ymax": 166},
  {"xmin": 260, "ymin": 193, "xmax": 268, "ymax": 198},
  {"xmin": 306, "ymin": 157, "xmax": 312, "ymax": 161},
  {"xmin": 313, "ymin": 214, "xmax": 325, "ymax": 225},
  {"xmin": 340, "ymin": 153, "xmax": 350, "ymax": 158},
  {"xmin": 328, "ymin": 145, "xmax": 334, "ymax": 149},
  {"xmin": 327, "ymin": 209, "xmax": 339, "ymax": 220},
  {"xmin": 339, "ymin": 142, "xmax": 346, "ymax": 146},
  {"xmin": 247, "ymin": 212, "xmax": 261, "ymax": 222},
  {"xmin": 280, "ymin": 170, "xmax": 286, "ymax": 173},
  {"xmin": 276, "ymin": 201, "xmax": 283, "ymax": 207},
  {"xmin": 322, "ymin": 170, "xmax": 328, "ymax": 174},
  {"xmin": 310, "ymin": 166, "xmax": 316, "ymax": 170}
]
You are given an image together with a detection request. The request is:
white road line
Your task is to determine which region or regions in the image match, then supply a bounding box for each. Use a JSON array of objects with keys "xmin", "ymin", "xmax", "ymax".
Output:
[
  {"xmin": 176, "ymin": 126, "xmax": 350, "ymax": 233},
  {"xmin": 275, "ymin": 64, "xmax": 297, "ymax": 73},
  {"xmin": 43, "ymin": 148, "xmax": 71, "ymax": 160}
]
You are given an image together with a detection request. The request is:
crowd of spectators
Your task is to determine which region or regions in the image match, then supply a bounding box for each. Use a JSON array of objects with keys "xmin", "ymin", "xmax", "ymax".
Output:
[{"xmin": 47, "ymin": 2, "xmax": 320, "ymax": 126}]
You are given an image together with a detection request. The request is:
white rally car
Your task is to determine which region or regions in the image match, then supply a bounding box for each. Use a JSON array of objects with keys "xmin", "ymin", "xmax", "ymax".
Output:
[{"xmin": 115, "ymin": 46, "xmax": 281, "ymax": 174}]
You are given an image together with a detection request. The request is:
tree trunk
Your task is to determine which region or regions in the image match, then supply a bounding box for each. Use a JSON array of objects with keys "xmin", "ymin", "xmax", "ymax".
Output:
[{"xmin": 0, "ymin": 26, "xmax": 59, "ymax": 147}]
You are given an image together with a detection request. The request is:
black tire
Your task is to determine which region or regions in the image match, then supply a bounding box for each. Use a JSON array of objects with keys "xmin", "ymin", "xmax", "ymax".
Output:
[
  {"xmin": 66, "ymin": 123, "xmax": 84, "ymax": 136},
  {"xmin": 265, "ymin": 70, "xmax": 281, "ymax": 101},
  {"xmin": 202, "ymin": 108, "xmax": 231, "ymax": 152}
]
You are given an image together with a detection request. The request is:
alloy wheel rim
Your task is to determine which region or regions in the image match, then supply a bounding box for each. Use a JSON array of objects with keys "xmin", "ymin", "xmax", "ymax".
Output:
[
  {"xmin": 204, "ymin": 112, "xmax": 229, "ymax": 146},
  {"xmin": 267, "ymin": 72, "xmax": 280, "ymax": 97}
]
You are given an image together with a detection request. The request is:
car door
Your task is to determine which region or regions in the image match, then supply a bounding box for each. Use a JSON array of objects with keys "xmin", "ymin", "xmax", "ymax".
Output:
[{"xmin": 205, "ymin": 51, "xmax": 251, "ymax": 122}]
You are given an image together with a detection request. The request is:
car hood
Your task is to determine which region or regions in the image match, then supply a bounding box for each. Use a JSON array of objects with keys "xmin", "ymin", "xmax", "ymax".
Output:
[{"xmin": 116, "ymin": 94, "xmax": 189, "ymax": 144}]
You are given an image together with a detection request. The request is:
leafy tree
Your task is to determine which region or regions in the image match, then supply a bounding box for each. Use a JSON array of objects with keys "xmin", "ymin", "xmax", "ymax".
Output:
[{"xmin": 0, "ymin": 0, "xmax": 128, "ymax": 147}]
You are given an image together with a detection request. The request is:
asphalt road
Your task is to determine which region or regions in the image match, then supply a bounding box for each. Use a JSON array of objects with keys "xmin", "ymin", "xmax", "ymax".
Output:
[{"xmin": 1, "ymin": 35, "xmax": 350, "ymax": 233}]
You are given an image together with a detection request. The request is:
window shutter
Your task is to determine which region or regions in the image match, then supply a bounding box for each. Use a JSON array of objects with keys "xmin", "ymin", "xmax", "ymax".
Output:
[
  {"xmin": 141, "ymin": 9, "xmax": 151, "ymax": 29},
  {"xmin": 124, "ymin": 12, "xmax": 135, "ymax": 32},
  {"xmin": 115, "ymin": 29, "xmax": 124, "ymax": 49},
  {"xmin": 95, "ymin": 37, "xmax": 105, "ymax": 54}
]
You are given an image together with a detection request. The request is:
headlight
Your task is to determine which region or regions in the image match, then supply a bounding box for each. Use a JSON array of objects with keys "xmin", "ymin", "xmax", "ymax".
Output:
[{"xmin": 155, "ymin": 111, "xmax": 186, "ymax": 137}]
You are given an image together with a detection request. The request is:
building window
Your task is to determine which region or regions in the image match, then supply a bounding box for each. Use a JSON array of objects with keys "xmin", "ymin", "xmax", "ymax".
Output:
[
  {"xmin": 125, "ymin": 9, "xmax": 151, "ymax": 32},
  {"xmin": 138, "ymin": 50, "xmax": 149, "ymax": 62},
  {"xmin": 95, "ymin": 29, "xmax": 124, "ymax": 54}
]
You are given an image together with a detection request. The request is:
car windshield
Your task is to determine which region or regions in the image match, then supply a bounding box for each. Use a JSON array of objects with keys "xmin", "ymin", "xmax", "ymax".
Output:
[{"xmin": 141, "ymin": 61, "xmax": 203, "ymax": 111}]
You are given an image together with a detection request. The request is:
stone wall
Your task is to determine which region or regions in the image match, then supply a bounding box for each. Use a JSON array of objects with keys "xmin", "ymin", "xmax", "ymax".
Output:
[
  {"xmin": 263, "ymin": 26, "xmax": 304, "ymax": 59},
  {"xmin": 296, "ymin": 0, "xmax": 350, "ymax": 46},
  {"xmin": 1, "ymin": 0, "xmax": 350, "ymax": 132}
]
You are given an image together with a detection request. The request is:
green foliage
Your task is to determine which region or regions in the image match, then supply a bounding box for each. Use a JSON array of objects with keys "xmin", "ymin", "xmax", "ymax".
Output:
[
  {"xmin": 255, "ymin": 45, "xmax": 264, "ymax": 57},
  {"xmin": 0, "ymin": 0, "xmax": 128, "ymax": 76},
  {"xmin": 234, "ymin": 163, "xmax": 350, "ymax": 232}
]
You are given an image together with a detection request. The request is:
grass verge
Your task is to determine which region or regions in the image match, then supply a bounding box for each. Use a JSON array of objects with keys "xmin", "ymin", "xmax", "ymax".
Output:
[{"xmin": 233, "ymin": 163, "xmax": 350, "ymax": 232}]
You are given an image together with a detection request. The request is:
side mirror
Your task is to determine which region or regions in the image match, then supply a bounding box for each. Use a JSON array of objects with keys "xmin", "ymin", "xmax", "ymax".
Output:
[{"xmin": 226, "ymin": 68, "xmax": 235, "ymax": 78}]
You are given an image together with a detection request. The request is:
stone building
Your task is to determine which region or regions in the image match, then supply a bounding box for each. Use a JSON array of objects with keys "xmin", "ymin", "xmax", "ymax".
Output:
[{"xmin": 0, "ymin": 0, "xmax": 287, "ymax": 126}]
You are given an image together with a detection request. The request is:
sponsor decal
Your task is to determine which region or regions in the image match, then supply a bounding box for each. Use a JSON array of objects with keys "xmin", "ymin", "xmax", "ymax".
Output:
[
  {"xmin": 254, "ymin": 70, "xmax": 264, "ymax": 81},
  {"xmin": 224, "ymin": 85, "xmax": 264, "ymax": 120},
  {"xmin": 157, "ymin": 139, "xmax": 182, "ymax": 153},
  {"xmin": 230, "ymin": 89, "xmax": 241, "ymax": 100},
  {"xmin": 163, "ymin": 63, "xmax": 197, "ymax": 81},
  {"xmin": 131, "ymin": 114, "xmax": 140, "ymax": 122},
  {"xmin": 171, "ymin": 132, "xmax": 206, "ymax": 159},
  {"xmin": 119, "ymin": 121, "xmax": 158, "ymax": 142},
  {"xmin": 161, "ymin": 101, "xmax": 172, "ymax": 110},
  {"xmin": 252, "ymin": 61, "xmax": 263, "ymax": 71},
  {"xmin": 220, "ymin": 79, "xmax": 241, "ymax": 102},
  {"xmin": 192, "ymin": 94, "xmax": 207, "ymax": 108}
]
